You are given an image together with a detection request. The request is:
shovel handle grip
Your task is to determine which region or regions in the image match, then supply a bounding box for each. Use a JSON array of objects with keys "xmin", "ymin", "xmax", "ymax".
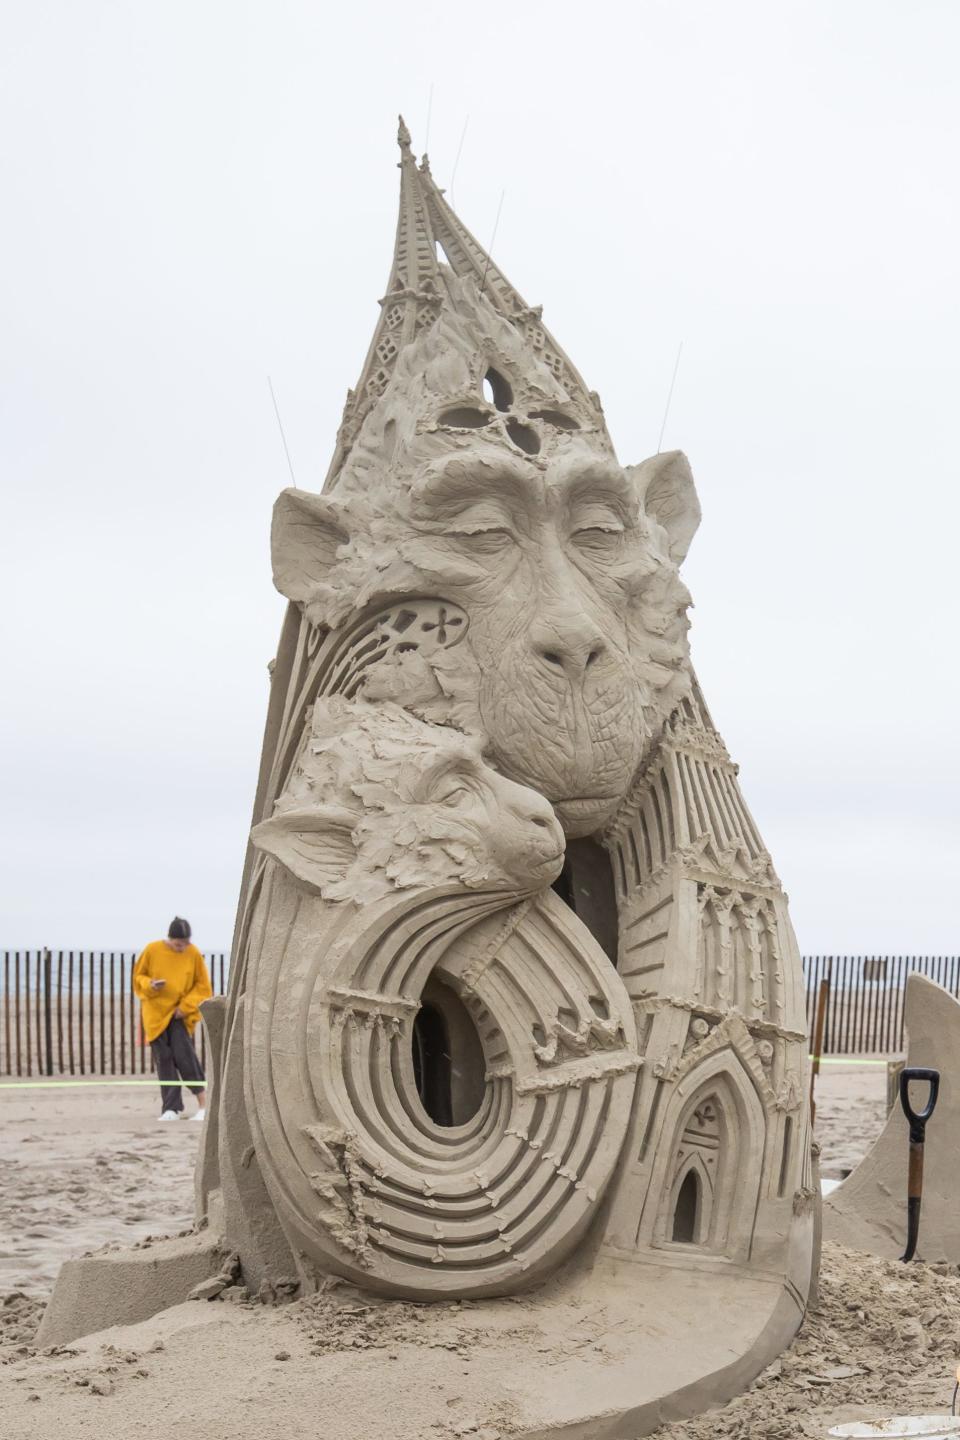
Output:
[{"xmin": 899, "ymin": 1066, "xmax": 940, "ymax": 1142}]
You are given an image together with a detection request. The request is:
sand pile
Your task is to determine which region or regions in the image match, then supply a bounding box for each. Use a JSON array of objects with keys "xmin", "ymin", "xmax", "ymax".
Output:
[
  {"xmin": 654, "ymin": 1243, "xmax": 960, "ymax": 1438},
  {"xmin": 294, "ymin": 1276, "xmax": 534, "ymax": 1366},
  {"xmin": 0, "ymin": 1294, "xmax": 45, "ymax": 1350}
]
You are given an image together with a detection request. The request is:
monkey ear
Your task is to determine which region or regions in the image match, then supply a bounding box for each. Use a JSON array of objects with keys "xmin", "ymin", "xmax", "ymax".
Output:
[
  {"xmin": 251, "ymin": 807, "xmax": 357, "ymax": 895},
  {"xmin": 271, "ymin": 488, "xmax": 351, "ymax": 604},
  {"xmin": 628, "ymin": 450, "xmax": 701, "ymax": 564}
]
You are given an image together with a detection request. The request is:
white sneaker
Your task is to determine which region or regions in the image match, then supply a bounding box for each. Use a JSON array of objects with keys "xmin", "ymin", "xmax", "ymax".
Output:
[
  {"xmin": 158, "ymin": 1110, "xmax": 179, "ymax": 1122},
  {"xmin": 191, "ymin": 1109, "xmax": 206, "ymax": 1123}
]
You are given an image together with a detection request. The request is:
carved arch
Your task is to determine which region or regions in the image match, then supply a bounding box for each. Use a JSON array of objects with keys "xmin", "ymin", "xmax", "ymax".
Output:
[
  {"xmin": 670, "ymin": 1149, "xmax": 713, "ymax": 1244},
  {"xmin": 644, "ymin": 1046, "xmax": 767, "ymax": 1262}
]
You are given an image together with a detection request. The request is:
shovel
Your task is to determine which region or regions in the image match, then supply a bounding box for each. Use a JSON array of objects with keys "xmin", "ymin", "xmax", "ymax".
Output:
[{"xmin": 899, "ymin": 1065, "xmax": 940, "ymax": 1262}]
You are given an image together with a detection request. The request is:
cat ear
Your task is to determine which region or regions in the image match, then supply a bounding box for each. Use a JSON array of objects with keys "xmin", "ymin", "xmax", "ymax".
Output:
[
  {"xmin": 251, "ymin": 807, "xmax": 356, "ymax": 896},
  {"xmin": 271, "ymin": 488, "xmax": 351, "ymax": 604},
  {"xmin": 628, "ymin": 450, "xmax": 701, "ymax": 564}
]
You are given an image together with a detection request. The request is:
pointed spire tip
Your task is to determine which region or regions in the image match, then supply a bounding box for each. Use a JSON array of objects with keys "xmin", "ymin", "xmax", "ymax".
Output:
[{"xmin": 397, "ymin": 115, "xmax": 412, "ymax": 151}]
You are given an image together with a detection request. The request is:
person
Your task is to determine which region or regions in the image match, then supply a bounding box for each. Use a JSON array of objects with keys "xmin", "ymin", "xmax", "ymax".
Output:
[{"xmin": 132, "ymin": 917, "xmax": 212, "ymax": 1122}]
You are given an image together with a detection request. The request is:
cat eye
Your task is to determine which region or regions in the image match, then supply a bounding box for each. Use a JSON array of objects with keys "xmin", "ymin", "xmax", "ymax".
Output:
[{"xmin": 438, "ymin": 785, "xmax": 472, "ymax": 807}]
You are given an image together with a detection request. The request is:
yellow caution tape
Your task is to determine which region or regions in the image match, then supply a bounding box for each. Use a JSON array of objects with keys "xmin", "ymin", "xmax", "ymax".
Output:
[
  {"xmin": 0, "ymin": 1078, "xmax": 207, "ymax": 1089},
  {"xmin": 0, "ymin": 1056, "xmax": 896, "ymax": 1089}
]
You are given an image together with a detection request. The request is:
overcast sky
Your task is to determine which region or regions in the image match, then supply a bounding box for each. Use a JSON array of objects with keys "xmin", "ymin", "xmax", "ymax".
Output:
[{"xmin": 1, "ymin": 1, "xmax": 957, "ymax": 953}]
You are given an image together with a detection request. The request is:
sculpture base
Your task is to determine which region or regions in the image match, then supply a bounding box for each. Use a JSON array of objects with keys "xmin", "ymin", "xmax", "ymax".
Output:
[
  {"xmin": 34, "ymin": 1227, "xmax": 226, "ymax": 1349},
  {"xmin": 27, "ymin": 1242, "xmax": 810, "ymax": 1438}
]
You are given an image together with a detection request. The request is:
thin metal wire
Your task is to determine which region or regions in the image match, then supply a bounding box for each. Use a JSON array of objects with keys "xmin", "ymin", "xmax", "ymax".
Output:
[
  {"xmin": 656, "ymin": 342, "xmax": 684, "ymax": 453},
  {"xmin": 267, "ymin": 376, "xmax": 298, "ymax": 488},
  {"xmin": 479, "ymin": 190, "xmax": 505, "ymax": 297},
  {"xmin": 450, "ymin": 116, "xmax": 469, "ymax": 209},
  {"xmin": 425, "ymin": 83, "xmax": 434, "ymax": 154}
]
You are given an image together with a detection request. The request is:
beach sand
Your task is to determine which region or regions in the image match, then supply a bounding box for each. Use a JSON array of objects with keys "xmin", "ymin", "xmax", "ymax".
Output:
[
  {"xmin": 0, "ymin": 1078, "xmax": 202, "ymax": 1297},
  {"xmin": 814, "ymin": 1059, "xmax": 890, "ymax": 1180},
  {"xmin": 5, "ymin": 1059, "xmax": 950, "ymax": 1440},
  {"xmin": 0, "ymin": 1061, "xmax": 889, "ymax": 1298}
]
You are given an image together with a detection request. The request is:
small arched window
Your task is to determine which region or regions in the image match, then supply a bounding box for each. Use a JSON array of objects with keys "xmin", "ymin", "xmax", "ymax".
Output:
[
  {"xmin": 672, "ymin": 1167, "xmax": 701, "ymax": 1243},
  {"xmin": 482, "ymin": 367, "xmax": 513, "ymax": 412}
]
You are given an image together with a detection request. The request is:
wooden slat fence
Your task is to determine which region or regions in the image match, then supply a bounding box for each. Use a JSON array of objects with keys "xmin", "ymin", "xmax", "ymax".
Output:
[
  {"xmin": 2, "ymin": 952, "xmax": 958, "ymax": 1075},
  {"xmin": 802, "ymin": 955, "xmax": 960, "ymax": 1055},
  {"xmin": 1, "ymin": 950, "xmax": 228, "ymax": 1077}
]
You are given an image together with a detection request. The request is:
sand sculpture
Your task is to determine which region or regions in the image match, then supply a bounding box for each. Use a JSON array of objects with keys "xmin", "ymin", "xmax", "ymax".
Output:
[
  {"xmin": 39, "ymin": 121, "xmax": 818, "ymax": 1432},
  {"xmin": 825, "ymin": 974, "xmax": 960, "ymax": 1263}
]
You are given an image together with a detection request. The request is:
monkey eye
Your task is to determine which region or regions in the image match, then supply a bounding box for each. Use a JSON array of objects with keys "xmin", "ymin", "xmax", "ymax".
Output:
[
  {"xmin": 451, "ymin": 526, "xmax": 515, "ymax": 554},
  {"xmin": 568, "ymin": 501, "xmax": 626, "ymax": 538},
  {"xmin": 571, "ymin": 524, "xmax": 623, "ymax": 548}
]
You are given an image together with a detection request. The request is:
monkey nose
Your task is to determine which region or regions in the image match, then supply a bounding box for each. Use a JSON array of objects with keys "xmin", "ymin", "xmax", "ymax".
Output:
[
  {"xmin": 532, "ymin": 637, "xmax": 607, "ymax": 681},
  {"xmin": 529, "ymin": 619, "xmax": 607, "ymax": 681}
]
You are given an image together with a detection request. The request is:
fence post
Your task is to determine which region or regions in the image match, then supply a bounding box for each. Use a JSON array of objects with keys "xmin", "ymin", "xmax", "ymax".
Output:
[
  {"xmin": 99, "ymin": 951, "xmax": 105, "ymax": 1075},
  {"xmin": 56, "ymin": 950, "xmax": 63, "ymax": 1075},
  {"xmin": 25, "ymin": 952, "xmax": 32, "ymax": 1077},
  {"xmin": 109, "ymin": 950, "xmax": 116, "ymax": 1076},
  {"xmin": 809, "ymin": 966, "xmax": 831, "ymax": 1126},
  {"xmin": 43, "ymin": 947, "xmax": 53, "ymax": 1077},
  {"xmin": 3, "ymin": 952, "xmax": 10, "ymax": 1076},
  {"xmin": 15, "ymin": 952, "xmax": 21, "ymax": 1077}
]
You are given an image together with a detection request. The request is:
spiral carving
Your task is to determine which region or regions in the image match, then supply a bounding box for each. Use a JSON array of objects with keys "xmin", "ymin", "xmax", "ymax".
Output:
[{"xmin": 245, "ymin": 872, "xmax": 638, "ymax": 1296}]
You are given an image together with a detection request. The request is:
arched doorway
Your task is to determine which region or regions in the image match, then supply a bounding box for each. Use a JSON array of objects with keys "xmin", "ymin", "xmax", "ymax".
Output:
[{"xmin": 672, "ymin": 1167, "xmax": 702, "ymax": 1243}]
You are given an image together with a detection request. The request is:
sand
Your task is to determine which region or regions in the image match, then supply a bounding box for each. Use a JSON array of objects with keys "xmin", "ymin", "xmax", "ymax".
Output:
[
  {"xmin": 0, "ymin": 1078, "xmax": 201, "ymax": 1297},
  {"xmin": 653, "ymin": 1242, "xmax": 960, "ymax": 1438},
  {"xmin": 814, "ymin": 1061, "xmax": 890, "ymax": 1182},
  {"xmin": 5, "ymin": 1059, "xmax": 943, "ymax": 1440},
  {"xmin": 5, "ymin": 1241, "xmax": 960, "ymax": 1440}
]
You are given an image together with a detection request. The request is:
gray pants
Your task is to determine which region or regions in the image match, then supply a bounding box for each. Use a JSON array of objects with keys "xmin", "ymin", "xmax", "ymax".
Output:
[{"xmin": 150, "ymin": 1017, "xmax": 205, "ymax": 1114}]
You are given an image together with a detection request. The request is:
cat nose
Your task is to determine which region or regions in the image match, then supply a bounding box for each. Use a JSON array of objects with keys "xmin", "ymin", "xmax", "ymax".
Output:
[{"xmin": 507, "ymin": 795, "xmax": 563, "ymax": 846}]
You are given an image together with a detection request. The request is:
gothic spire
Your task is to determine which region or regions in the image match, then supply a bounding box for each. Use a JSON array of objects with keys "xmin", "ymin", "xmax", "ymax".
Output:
[
  {"xmin": 416, "ymin": 158, "xmax": 595, "ymax": 410},
  {"xmin": 324, "ymin": 120, "xmax": 602, "ymax": 490}
]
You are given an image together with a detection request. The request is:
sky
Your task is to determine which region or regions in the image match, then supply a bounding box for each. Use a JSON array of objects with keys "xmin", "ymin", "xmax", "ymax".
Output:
[{"xmin": 1, "ymin": 0, "xmax": 958, "ymax": 953}]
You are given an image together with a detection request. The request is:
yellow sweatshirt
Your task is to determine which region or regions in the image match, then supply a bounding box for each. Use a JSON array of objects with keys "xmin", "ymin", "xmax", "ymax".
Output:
[{"xmin": 132, "ymin": 941, "xmax": 213, "ymax": 1044}]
